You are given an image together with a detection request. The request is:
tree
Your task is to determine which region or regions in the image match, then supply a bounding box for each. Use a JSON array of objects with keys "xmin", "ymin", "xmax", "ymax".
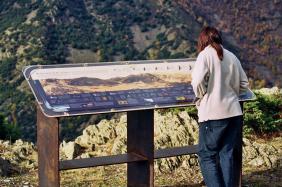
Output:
[
  {"xmin": 0, "ymin": 57, "xmax": 16, "ymax": 80},
  {"xmin": 0, "ymin": 113, "xmax": 20, "ymax": 141},
  {"xmin": 0, "ymin": 114, "xmax": 7, "ymax": 139}
]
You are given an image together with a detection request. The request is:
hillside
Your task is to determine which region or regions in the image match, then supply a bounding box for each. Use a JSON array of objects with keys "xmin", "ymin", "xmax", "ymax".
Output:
[
  {"xmin": 176, "ymin": 0, "xmax": 282, "ymax": 87},
  {"xmin": 0, "ymin": 0, "xmax": 281, "ymax": 141}
]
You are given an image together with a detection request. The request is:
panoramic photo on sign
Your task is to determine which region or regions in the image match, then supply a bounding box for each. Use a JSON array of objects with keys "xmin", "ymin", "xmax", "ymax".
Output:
[{"xmin": 23, "ymin": 59, "xmax": 255, "ymax": 117}]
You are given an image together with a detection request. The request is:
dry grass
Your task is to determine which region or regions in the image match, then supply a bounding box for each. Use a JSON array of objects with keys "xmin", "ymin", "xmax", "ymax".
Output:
[
  {"xmin": 1, "ymin": 164, "xmax": 281, "ymax": 187},
  {"xmin": 1, "ymin": 136, "xmax": 281, "ymax": 186}
]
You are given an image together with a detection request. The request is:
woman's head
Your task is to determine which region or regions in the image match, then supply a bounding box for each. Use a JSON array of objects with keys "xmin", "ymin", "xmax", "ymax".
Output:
[{"xmin": 197, "ymin": 26, "xmax": 223, "ymax": 60}]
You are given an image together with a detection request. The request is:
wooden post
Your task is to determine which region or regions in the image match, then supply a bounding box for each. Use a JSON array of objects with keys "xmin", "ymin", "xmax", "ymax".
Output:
[
  {"xmin": 127, "ymin": 109, "xmax": 154, "ymax": 187},
  {"xmin": 37, "ymin": 105, "xmax": 60, "ymax": 187},
  {"xmin": 238, "ymin": 101, "xmax": 244, "ymax": 187}
]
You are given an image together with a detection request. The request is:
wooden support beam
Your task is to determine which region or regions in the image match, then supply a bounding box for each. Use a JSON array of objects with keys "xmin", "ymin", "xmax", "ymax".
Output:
[
  {"xmin": 37, "ymin": 106, "xmax": 60, "ymax": 187},
  {"xmin": 60, "ymin": 153, "xmax": 147, "ymax": 170},
  {"xmin": 154, "ymin": 145, "xmax": 198, "ymax": 159},
  {"xmin": 238, "ymin": 101, "xmax": 244, "ymax": 187},
  {"xmin": 127, "ymin": 109, "xmax": 154, "ymax": 187}
]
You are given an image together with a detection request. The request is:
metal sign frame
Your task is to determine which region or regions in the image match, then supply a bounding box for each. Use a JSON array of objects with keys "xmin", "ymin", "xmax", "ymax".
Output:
[{"xmin": 23, "ymin": 58, "xmax": 255, "ymax": 117}]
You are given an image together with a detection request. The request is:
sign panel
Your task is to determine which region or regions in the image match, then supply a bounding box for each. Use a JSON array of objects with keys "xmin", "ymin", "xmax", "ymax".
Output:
[{"xmin": 23, "ymin": 59, "xmax": 255, "ymax": 117}]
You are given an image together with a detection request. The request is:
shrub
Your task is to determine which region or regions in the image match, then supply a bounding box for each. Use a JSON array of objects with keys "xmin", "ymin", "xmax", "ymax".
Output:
[
  {"xmin": 171, "ymin": 89, "xmax": 282, "ymax": 136},
  {"xmin": 0, "ymin": 57, "xmax": 17, "ymax": 80},
  {"xmin": 0, "ymin": 113, "xmax": 20, "ymax": 141},
  {"xmin": 243, "ymin": 90, "xmax": 282, "ymax": 135}
]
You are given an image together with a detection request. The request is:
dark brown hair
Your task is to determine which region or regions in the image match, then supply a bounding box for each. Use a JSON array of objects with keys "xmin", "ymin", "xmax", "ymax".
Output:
[{"xmin": 197, "ymin": 26, "xmax": 223, "ymax": 61}]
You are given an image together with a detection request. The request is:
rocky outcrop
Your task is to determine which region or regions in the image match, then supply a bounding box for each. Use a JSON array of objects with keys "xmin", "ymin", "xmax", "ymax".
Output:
[
  {"xmin": 60, "ymin": 141, "xmax": 83, "ymax": 160},
  {"xmin": 59, "ymin": 110, "xmax": 281, "ymax": 173},
  {"xmin": 0, "ymin": 157, "xmax": 19, "ymax": 177},
  {"xmin": 254, "ymin": 86, "xmax": 281, "ymax": 95},
  {"xmin": 59, "ymin": 111, "xmax": 200, "ymax": 172},
  {"xmin": 0, "ymin": 140, "xmax": 37, "ymax": 176},
  {"xmin": 243, "ymin": 138, "xmax": 281, "ymax": 168},
  {"xmin": 1, "ymin": 109, "xmax": 281, "ymax": 176}
]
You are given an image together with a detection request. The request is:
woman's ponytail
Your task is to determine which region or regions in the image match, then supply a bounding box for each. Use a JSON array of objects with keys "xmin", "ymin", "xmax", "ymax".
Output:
[
  {"xmin": 211, "ymin": 43, "xmax": 223, "ymax": 61},
  {"xmin": 197, "ymin": 26, "xmax": 223, "ymax": 61}
]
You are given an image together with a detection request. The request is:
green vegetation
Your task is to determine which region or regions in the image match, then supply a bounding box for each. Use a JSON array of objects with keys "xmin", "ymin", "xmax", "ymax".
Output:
[
  {"xmin": 243, "ymin": 91, "xmax": 282, "ymax": 135},
  {"xmin": 164, "ymin": 89, "xmax": 282, "ymax": 136},
  {"xmin": 0, "ymin": 57, "xmax": 17, "ymax": 81},
  {"xmin": 0, "ymin": 0, "xmax": 280, "ymax": 141},
  {"xmin": 0, "ymin": 113, "xmax": 20, "ymax": 142},
  {"xmin": 0, "ymin": 0, "xmax": 199, "ymax": 141}
]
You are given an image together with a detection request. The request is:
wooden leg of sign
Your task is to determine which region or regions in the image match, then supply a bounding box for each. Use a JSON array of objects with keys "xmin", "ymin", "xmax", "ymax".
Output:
[
  {"xmin": 127, "ymin": 110, "xmax": 154, "ymax": 187},
  {"xmin": 238, "ymin": 101, "xmax": 244, "ymax": 187},
  {"xmin": 37, "ymin": 106, "xmax": 60, "ymax": 187}
]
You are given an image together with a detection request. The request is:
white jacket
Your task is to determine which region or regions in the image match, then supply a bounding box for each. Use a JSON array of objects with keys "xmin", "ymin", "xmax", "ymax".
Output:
[{"xmin": 191, "ymin": 45, "xmax": 249, "ymax": 122}]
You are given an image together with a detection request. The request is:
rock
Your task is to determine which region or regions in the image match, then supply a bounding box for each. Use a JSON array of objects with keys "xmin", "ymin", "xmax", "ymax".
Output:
[
  {"xmin": 74, "ymin": 114, "xmax": 127, "ymax": 157},
  {"xmin": 60, "ymin": 141, "xmax": 83, "ymax": 160},
  {"xmin": 92, "ymin": 119, "xmax": 117, "ymax": 145},
  {"xmin": 257, "ymin": 144, "xmax": 277, "ymax": 156},
  {"xmin": 75, "ymin": 116, "xmax": 123, "ymax": 151},
  {"xmin": 243, "ymin": 139, "xmax": 280, "ymax": 168},
  {"xmin": 248, "ymin": 156, "xmax": 265, "ymax": 167},
  {"xmin": 188, "ymin": 155, "xmax": 199, "ymax": 166},
  {"xmin": 12, "ymin": 139, "xmax": 35, "ymax": 159},
  {"xmin": 111, "ymin": 137, "xmax": 126, "ymax": 154},
  {"xmin": 197, "ymin": 16, "xmax": 204, "ymax": 23},
  {"xmin": 243, "ymin": 146, "xmax": 258, "ymax": 161},
  {"xmin": 80, "ymin": 153, "xmax": 90, "ymax": 159},
  {"xmin": 178, "ymin": 111, "xmax": 199, "ymax": 144},
  {"xmin": 255, "ymin": 87, "xmax": 281, "ymax": 95},
  {"xmin": 2, "ymin": 141, "xmax": 10, "ymax": 147},
  {"xmin": 71, "ymin": 110, "xmax": 280, "ymax": 174},
  {"xmin": 0, "ymin": 157, "xmax": 19, "ymax": 177},
  {"xmin": 110, "ymin": 116, "xmax": 127, "ymax": 154},
  {"xmin": 71, "ymin": 111, "xmax": 201, "ymax": 172},
  {"xmin": 243, "ymin": 138, "xmax": 252, "ymax": 146},
  {"xmin": 14, "ymin": 139, "xmax": 24, "ymax": 146},
  {"xmin": 167, "ymin": 31, "xmax": 177, "ymax": 41},
  {"xmin": 153, "ymin": 111, "xmax": 199, "ymax": 172},
  {"xmin": 268, "ymin": 155, "xmax": 279, "ymax": 167},
  {"xmin": 0, "ymin": 139, "xmax": 38, "ymax": 170},
  {"xmin": 75, "ymin": 135, "xmax": 95, "ymax": 150},
  {"xmin": 1, "ymin": 105, "xmax": 281, "ymax": 179}
]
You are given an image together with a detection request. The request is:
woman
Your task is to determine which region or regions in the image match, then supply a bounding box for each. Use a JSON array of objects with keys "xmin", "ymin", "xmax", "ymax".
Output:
[{"xmin": 191, "ymin": 26, "xmax": 249, "ymax": 187}]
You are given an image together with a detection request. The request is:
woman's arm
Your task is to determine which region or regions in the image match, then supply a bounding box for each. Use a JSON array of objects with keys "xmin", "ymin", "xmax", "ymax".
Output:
[
  {"xmin": 191, "ymin": 53, "xmax": 209, "ymax": 100},
  {"xmin": 236, "ymin": 58, "xmax": 249, "ymax": 94}
]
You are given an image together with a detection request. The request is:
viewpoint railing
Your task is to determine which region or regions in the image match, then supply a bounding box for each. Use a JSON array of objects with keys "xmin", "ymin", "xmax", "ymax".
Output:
[{"xmin": 23, "ymin": 58, "xmax": 255, "ymax": 187}]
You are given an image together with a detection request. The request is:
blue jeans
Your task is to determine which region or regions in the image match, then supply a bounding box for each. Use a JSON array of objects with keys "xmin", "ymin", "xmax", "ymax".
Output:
[{"xmin": 198, "ymin": 115, "xmax": 243, "ymax": 187}]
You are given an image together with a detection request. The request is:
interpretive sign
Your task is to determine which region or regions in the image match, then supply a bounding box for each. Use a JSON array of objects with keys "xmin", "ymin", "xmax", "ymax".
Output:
[
  {"xmin": 24, "ymin": 58, "xmax": 255, "ymax": 187},
  {"xmin": 23, "ymin": 58, "xmax": 255, "ymax": 117}
]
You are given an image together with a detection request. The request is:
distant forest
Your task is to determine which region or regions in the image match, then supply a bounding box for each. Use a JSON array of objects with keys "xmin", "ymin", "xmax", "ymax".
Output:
[{"xmin": 0, "ymin": 0, "xmax": 281, "ymax": 141}]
